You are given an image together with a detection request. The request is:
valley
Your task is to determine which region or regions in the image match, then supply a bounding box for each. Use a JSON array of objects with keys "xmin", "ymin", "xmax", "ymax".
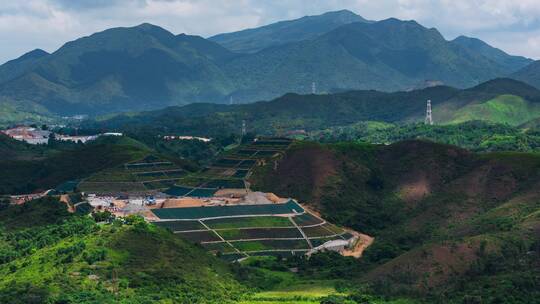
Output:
[
  {"xmin": 0, "ymin": 132, "xmax": 538, "ymax": 303},
  {"xmin": 0, "ymin": 4, "xmax": 539, "ymax": 304}
]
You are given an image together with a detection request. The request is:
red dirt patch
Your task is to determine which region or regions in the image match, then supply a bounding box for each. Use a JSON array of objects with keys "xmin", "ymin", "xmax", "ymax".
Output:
[
  {"xmin": 397, "ymin": 173, "xmax": 431, "ymax": 206},
  {"xmin": 252, "ymin": 144, "xmax": 339, "ymax": 209},
  {"xmin": 366, "ymin": 240, "xmax": 481, "ymax": 290}
]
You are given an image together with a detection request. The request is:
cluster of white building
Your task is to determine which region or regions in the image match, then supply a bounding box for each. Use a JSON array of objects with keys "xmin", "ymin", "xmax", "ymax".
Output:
[
  {"xmin": 162, "ymin": 135, "xmax": 211, "ymax": 142},
  {"xmin": 86, "ymin": 194, "xmax": 164, "ymax": 216},
  {"xmin": 1, "ymin": 126, "xmax": 123, "ymax": 145}
]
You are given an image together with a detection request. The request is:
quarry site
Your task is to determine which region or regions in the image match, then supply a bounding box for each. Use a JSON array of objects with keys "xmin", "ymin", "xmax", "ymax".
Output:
[{"xmin": 11, "ymin": 137, "xmax": 367, "ymax": 261}]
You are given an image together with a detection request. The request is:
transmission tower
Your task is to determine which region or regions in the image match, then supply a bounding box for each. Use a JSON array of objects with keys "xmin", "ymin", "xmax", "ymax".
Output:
[
  {"xmin": 425, "ymin": 99, "xmax": 433, "ymax": 125},
  {"xmin": 241, "ymin": 120, "xmax": 246, "ymax": 136},
  {"xmin": 312, "ymin": 82, "xmax": 316, "ymax": 94}
]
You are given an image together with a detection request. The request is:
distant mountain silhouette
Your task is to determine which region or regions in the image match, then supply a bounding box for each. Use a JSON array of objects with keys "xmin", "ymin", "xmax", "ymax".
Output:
[
  {"xmin": 0, "ymin": 10, "xmax": 532, "ymax": 117},
  {"xmin": 451, "ymin": 35, "xmax": 531, "ymax": 72},
  {"xmin": 511, "ymin": 60, "xmax": 540, "ymax": 89}
]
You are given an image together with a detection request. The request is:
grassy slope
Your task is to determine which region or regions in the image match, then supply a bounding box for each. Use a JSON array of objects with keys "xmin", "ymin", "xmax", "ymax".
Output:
[
  {"xmin": 0, "ymin": 98, "xmax": 55, "ymax": 128},
  {"xmin": 449, "ymin": 94, "xmax": 540, "ymax": 125},
  {"xmin": 0, "ymin": 198, "xmax": 245, "ymax": 303},
  {"xmin": 250, "ymin": 140, "xmax": 540, "ymax": 302},
  {"xmin": 235, "ymin": 256, "xmax": 416, "ymax": 304}
]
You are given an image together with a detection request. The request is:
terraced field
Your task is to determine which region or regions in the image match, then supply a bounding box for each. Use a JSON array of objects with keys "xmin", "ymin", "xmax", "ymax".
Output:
[
  {"xmin": 150, "ymin": 200, "xmax": 355, "ymax": 260},
  {"xmin": 152, "ymin": 200, "xmax": 304, "ymax": 219},
  {"xmin": 231, "ymin": 239, "xmax": 309, "ymax": 252},
  {"xmin": 78, "ymin": 155, "xmax": 187, "ymax": 194},
  {"xmin": 218, "ymin": 228, "xmax": 303, "ymax": 240},
  {"xmin": 205, "ymin": 216, "xmax": 293, "ymax": 229},
  {"xmin": 56, "ymin": 138, "xmax": 292, "ymax": 196},
  {"xmin": 153, "ymin": 220, "xmax": 205, "ymax": 231},
  {"xmin": 160, "ymin": 137, "xmax": 293, "ymax": 198}
]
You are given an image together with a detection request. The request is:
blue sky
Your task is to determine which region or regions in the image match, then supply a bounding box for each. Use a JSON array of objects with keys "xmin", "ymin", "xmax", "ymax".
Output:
[{"xmin": 1, "ymin": 0, "xmax": 540, "ymax": 64}]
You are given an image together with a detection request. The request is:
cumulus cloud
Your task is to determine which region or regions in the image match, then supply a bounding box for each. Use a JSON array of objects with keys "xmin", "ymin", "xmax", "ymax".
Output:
[{"xmin": 0, "ymin": 0, "xmax": 539, "ymax": 63}]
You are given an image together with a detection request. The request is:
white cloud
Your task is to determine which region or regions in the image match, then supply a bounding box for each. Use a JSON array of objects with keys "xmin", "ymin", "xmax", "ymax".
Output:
[{"xmin": 0, "ymin": 0, "xmax": 539, "ymax": 64}]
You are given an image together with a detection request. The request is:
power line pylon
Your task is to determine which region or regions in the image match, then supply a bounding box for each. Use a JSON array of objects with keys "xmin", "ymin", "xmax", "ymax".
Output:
[{"xmin": 425, "ymin": 99, "xmax": 433, "ymax": 125}]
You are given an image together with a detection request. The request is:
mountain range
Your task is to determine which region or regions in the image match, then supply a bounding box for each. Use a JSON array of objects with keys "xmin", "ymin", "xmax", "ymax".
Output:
[
  {"xmin": 90, "ymin": 78, "xmax": 540, "ymax": 137},
  {"xmin": 0, "ymin": 9, "xmax": 537, "ymax": 120}
]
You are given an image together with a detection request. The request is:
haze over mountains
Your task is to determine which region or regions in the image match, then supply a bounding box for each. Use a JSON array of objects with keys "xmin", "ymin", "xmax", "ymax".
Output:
[
  {"xmin": 512, "ymin": 60, "xmax": 540, "ymax": 89},
  {"xmin": 89, "ymin": 78, "xmax": 540, "ymax": 137},
  {"xmin": 0, "ymin": 9, "xmax": 538, "ymax": 119},
  {"xmin": 209, "ymin": 9, "xmax": 372, "ymax": 53}
]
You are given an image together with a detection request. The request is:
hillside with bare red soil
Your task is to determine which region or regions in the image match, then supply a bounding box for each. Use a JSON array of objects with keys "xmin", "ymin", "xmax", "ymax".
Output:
[{"xmin": 250, "ymin": 140, "xmax": 540, "ymax": 301}]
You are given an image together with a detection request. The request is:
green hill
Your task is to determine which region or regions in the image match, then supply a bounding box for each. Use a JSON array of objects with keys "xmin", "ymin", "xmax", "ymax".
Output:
[
  {"xmin": 449, "ymin": 94, "xmax": 540, "ymax": 125},
  {"xmin": 310, "ymin": 120, "xmax": 540, "ymax": 152},
  {"xmin": 0, "ymin": 197, "xmax": 245, "ymax": 303},
  {"xmin": 0, "ymin": 133, "xmax": 51, "ymax": 161},
  {"xmin": 0, "ymin": 98, "xmax": 55, "ymax": 128},
  {"xmin": 0, "ymin": 23, "xmax": 234, "ymax": 116},
  {"xmin": 0, "ymin": 136, "xmax": 159, "ymax": 194},
  {"xmin": 249, "ymin": 140, "xmax": 540, "ymax": 302},
  {"xmin": 92, "ymin": 78, "xmax": 540, "ymax": 136}
]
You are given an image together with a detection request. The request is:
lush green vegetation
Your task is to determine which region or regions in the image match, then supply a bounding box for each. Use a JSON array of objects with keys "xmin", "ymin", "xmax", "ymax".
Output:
[
  {"xmin": 0, "ymin": 136, "xmax": 158, "ymax": 195},
  {"xmin": 86, "ymin": 79, "xmax": 540, "ymax": 145},
  {"xmin": 1, "ymin": 137, "xmax": 538, "ymax": 303},
  {"xmin": 125, "ymin": 130, "xmax": 239, "ymax": 166},
  {"xmin": 311, "ymin": 120, "xmax": 540, "ymax": 152},
  {"xmin": 449, "ymin": 94, "xmax": 540, "ymax": 125},
  {"xmin": 0, "ymin": 197, "xmax": 394, "ymax": 304},
  {"xmin": 0, "ymin": 197, "xmax": 246, "ymax": 303},
  {"xmin": 233, "ymin": 255, "xmax": 416, "ymax": 304},
  {"xmin": 0, "ymin": 133, "xmax": 52, "ymax": 160},
  {"xmin": 0, "ymin": 23, "xmax": 236, "ymax": 116}
]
